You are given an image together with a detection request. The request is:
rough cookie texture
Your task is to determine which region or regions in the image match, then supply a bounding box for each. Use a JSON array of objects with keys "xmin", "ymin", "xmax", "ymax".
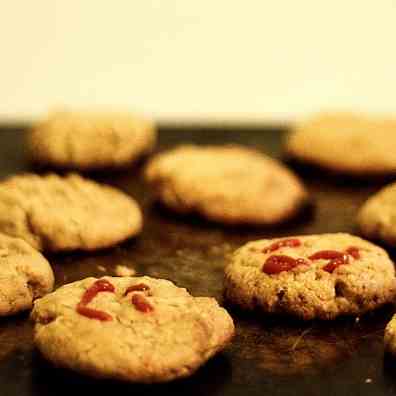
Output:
[
  {"xmin": 385, "ymin": 315, "xmax": 396, "ymax": 356},
  {"xmin": 285, "ymin": 112, "xmax": 396, "ymax": 175},
  {"xmin": 0, "ymin": 173, "xmax": 142, "ymax": 252},
  {"xmin": 224, "ymin": 233, "xmax": 396, "ymax": 320},
  {"xmin": 357, "ymin": 182, "xmax": 396, "ymax": 246},
  {"xmin": 145, "ymin": 145, "xmax": 308, "ymax": 225},
  {"xmin": 0, "ymin": 234, "xmax": 54, "ymax": 316},
  {"xmin": 28, "ymin": 110, "xmax": 156, "ymax": 169},
  {"xmin": 31, "ymin": 276, "xmax": 235, "ymax": 383}
]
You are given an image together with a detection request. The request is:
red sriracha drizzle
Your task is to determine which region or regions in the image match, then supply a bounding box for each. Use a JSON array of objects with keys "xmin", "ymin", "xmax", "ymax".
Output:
[
  {"xmin": 262, "ymin": 239, "xmax": 361, "ymax": 274},
  {"xmin": 346, "ymin": 246, "xmax": 360, "ymax": 260},
  {"xmin": 262, "ymin": 238, "xmax": 306, "ymax": 274},
  {"xmin": 125, "ymin": 283, "xmax": 153, "ymax": 313},
  {"xmin": 309, "ymin": 247, "xmax": 361, "ymax": 273},
  {"xmin": 322, "ymin": 256, "xmax": 349, "ymax": 273},
  {"xmin": 262, "ymin": 238, "xmax": 301, "ymax": 253},
  {"xmin": 308, "ymin": 250, "xmax": 345, "ymax": 261},
  {"xmin": 76, "ymin": 279, "xmax": 115, "ymax": 321},
  {"xmin": 309, "ymin": 250, "xmax": 349, "ymax": 273},
  {"xmin": 263, "ymin": 255, "xmax": 308, "ymax": 274},
  {"xmin": 131, "ymin": 293, "xmax": 153, "ymax": 313}
]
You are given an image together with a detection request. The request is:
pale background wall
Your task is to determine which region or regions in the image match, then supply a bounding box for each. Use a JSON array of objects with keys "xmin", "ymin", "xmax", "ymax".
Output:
[{"xmin": 1, "ymin": 1, "xmax": 396, "ymax": 124}]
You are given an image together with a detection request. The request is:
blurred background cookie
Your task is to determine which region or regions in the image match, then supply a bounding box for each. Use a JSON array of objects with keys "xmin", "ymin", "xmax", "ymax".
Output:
[
  {"xmin": 285, "ymin": 112, "xmax": 396, "ymax": 175},
  {"xmin": 357, "ymin": 182, "xmax": 396, "ymax": 245},
  {"xmin": 28, "ymin": 109, "xmax": 156, "ymax": 170},
  {"xmin": 145, "ymin": 145, "xmax": 308, "ymax": 226},
  {"xmin": 0, "ymin": 173, "xmax": 142, "ymax": 252}
]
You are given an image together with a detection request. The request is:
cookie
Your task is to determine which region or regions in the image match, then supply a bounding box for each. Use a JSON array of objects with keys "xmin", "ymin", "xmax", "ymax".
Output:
[
  {"xmin": 28, "ymin": 110, "xmax": 156, "ymax": 169},
  {"xmin": 224, "ymin": 233, "xmax": 396, "ymax": 320},
  {"xmin": 357, "ymin": 182, "xmax": 396, "ymax": 245},
  {"xmin": 385, "ymin": 315, "xmax": 396, "ymax": 356},
  {"xmin": 0, "ymin": 173, "xmax": 142, "ymax": 252},
  {"xmin": 0, "ymin": 233, "xmax": 54, "ymax": 316},
  {"xmin": 285, "ymin": 112, "xmax": 396, "ymax": 175},
  {"xmin": 31, "ymin": 276, "xmax": 234, "ymax": 383},
  {"xmin": 145, "ymin": 145, "xmax": 308, "ymax": 225}
]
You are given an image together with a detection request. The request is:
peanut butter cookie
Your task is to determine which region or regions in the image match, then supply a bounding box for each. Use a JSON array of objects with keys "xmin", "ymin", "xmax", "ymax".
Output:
[
  {"xmin": 31, "ymin": 276, "xmax": 234, "ymax": 382},
  {"xmin": 28, "ymin": 110, "xmax": 156, "ymax": 169},
  {"xmin": 145, "ymin": 145, "xmax": 308, "ymax": 225},
  {"xmin": 0, "ymin": 173, "xmax": 142, "ymax": 251},
  {"xmin": 286, "ymin": 112, "xmax": 396, "ymax": 175},
  {"xmin": 224, "ymin": 233, "xmax": 396, "ymax": 320}
]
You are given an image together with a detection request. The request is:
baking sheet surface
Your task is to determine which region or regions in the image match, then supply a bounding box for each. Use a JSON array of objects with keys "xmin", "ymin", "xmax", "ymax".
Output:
[{"xmin": 0, "ymin": 127, "xmax": 395, "ymax": 396}]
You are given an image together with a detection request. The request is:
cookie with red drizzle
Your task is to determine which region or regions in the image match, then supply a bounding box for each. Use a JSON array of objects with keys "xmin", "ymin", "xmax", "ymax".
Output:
[
  {"xmin": 31, "ymin": 276, "xmax": 235, "ymax": 382},
  {"xmin": 76, "ymin": 279, "xmax": 115, "ymax": 321},
  {"xmin": 225, "ymin": 234, "xmax": 396, "ymax": 320}
]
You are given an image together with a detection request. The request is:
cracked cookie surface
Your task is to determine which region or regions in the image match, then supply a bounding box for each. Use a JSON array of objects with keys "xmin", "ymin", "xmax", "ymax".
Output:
[
  {"xmin": 31, "ymin": 276, "xmax": 235, "ymax": 383},
  {"xmin": 0, "ymin": 233, "xmax": 54, "ymax": 316},
  {"xmin": 224, "ymin": 233, "xmax": 396, "ymax": 320},
  {"xmin": 0, "ymin": 173, "xmax": 142, "ymax": 252},
  {"xmin": 145, "ymin": 145, "xmax": 308, "ymax": 225},
  {"xmin": 285, "ymin": 112, "xmax": 396, "ymax": 175},
  {"xmin": 28, "ymin": 110, "xmax": 156, "ymax": 169}
]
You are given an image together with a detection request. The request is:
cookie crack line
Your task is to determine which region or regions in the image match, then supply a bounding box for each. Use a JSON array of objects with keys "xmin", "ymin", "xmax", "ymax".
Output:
[{"xmin": 24, "ymin": 210, "xmax": 43, "ymax": 250}]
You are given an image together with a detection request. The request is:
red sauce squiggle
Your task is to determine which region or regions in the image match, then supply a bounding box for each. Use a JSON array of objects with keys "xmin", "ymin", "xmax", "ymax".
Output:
[
  {"xmin": 131, "ymin": 293, "xmax": 154, "ymax": 313},
  {"xmin": 76, "ymin": 305, "xmax": 113, "ymax": 322},
  {"xmin": 263, "ymin": 238, "xmax": 301, "ymax": 254},
  {"xmin": 262, "ymin": 244, "xmax": 362, "ymax": 275},
  {"xmin": 346, "ymin": 246, "xmax": 360, "ymax": 260},
  {"xmin": 76, "ymin": 279, "xmax": 115, "ymax": 321},
  {"xmin": 263, "ymin": 255, "xmax": 308, "ymax": 274},
  {"xmin": 322, "ymin": 257, "xmax": 349, "ymax": 273},
  {"xmin": 308, "ymin": 250, "xmax": 345, "ymax": 261},
  {"xmin": 310, "ymin": 247, "xmax": 360, "ymax": 273}
]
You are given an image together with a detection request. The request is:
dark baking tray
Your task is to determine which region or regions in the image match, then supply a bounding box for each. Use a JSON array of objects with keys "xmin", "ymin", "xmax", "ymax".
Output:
[{"xmin": 1, "ymin": 126, "xmax": 396, "ymax": 396}]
